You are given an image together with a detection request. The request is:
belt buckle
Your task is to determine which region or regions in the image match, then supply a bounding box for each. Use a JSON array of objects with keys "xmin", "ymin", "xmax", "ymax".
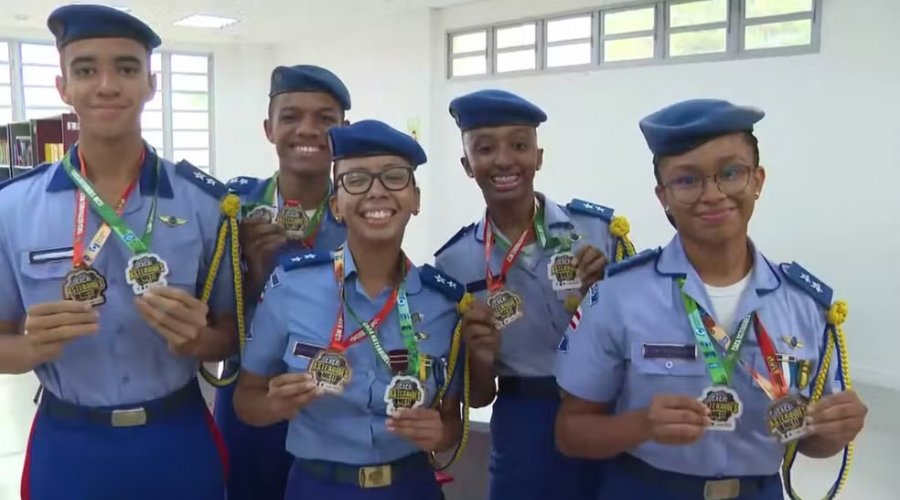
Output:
[
  {"xmin": 704, "ymin": 478, "xmax": 740, "ymax": 500},
  {"xmin": 358, "ymin": 465, "xmax": 392, "ymax": 488},
  {"xmin": 111, "ymin": 408, "xmax": 147, "ymax": 427}
]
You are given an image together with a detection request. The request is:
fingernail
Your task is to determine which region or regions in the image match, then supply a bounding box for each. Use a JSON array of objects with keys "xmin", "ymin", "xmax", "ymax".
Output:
[{"xmin": 805, "ymin": 416, "xmax": 814, "ymax": 425}]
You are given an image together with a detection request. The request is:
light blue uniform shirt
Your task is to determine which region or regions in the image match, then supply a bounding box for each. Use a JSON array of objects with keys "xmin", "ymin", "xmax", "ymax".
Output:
[
  {"xmin": 0, "ymin": 144, "xmax": 236, "ymax": 407},
  {"xmin": 434, "ymin": 193, "xmax": 628, "ymax": 377},
  {"xmin": 556, "ymin": 235, "xmax": 840, "ymax": 476},
  {"xmin": 242, "ymin": 246, "xmax": 464, "ymax": 465}
]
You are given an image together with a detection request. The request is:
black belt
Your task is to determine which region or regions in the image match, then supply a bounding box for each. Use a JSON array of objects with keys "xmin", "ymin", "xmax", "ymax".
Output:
[
  {"xmin": 613, "ymin": 453, "xmax": 779, "ymax": 500},
  {"xmin": 497, "ymin": 376, "xmax": 559, "ymax": 399},
  {"xmin": 294, "ymin": 453, "xmax": 432, "ymax": 489},
  {"xmin": 40, "ymin": 380, "xmax": 202, "ymax": 428}
]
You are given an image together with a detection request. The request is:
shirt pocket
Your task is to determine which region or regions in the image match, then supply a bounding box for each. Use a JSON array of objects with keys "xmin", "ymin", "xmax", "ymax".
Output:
[
  {"xmin": 19, "ymin": 250, "xmax": 72, "ymax": 305},
  {"xmin": 153, "ymin": 225, "xmax": 203, "ymax": 290},
  {"xmin": 281, "ymin": 336, "xmax": 318, "ymax": 374}
]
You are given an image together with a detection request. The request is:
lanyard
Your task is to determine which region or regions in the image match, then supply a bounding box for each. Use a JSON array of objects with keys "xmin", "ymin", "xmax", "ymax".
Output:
[
  {"xmin": 63, "ymin": 150, "xmax": 160, "ymax": 257},
  {"xmin": 72, "ymin": 150, "xmax": 142, "ymax": 267},
  {"xmin": 483, "ymin": 199, "xmax": 546, "ymax": 292},
  {"xmin": 754, "ymin": 314, "xmax": 789, "ymax": 399},
  {"xmin": 331, "ymin": 249, "xmax": 421, "ymax": 378},
  {"xmin": 678, "ymin": 279, "xmax": 751, "ymax": 386},
  {"xmin": 263, "ymin": 173, "xmax": 329, "ymax": 247}
]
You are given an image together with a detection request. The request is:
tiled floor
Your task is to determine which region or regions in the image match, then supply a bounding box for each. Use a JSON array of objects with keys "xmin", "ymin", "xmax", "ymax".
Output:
[{"xmin": 0, "ymin": 374, "xmax": 895, "ymax": 499}]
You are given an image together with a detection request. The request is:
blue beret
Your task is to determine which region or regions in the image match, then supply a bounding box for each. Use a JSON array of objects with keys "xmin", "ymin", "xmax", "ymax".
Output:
[
  {"xmin": 639, "ymin": 99, "xmax": 765, "ymax": 157},
  {"xmin": 47, "ymin": 4, "xmax": 161, "ymax": 50},
  {"xmin": 449, "ymin": 89, "xmax": 547, "ymax": 131},
  {"xmin": 269, "ymin": 65, "xmax": 351, "ymax": 110},
  {"xmin": 329, "ymin": 120, "xmax": 426, "ymax": 167}
]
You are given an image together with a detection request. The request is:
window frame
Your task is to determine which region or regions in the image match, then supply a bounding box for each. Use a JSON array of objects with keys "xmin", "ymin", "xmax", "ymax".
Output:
[{"xmin": 445, "ymin": 0, "xmax": 822, "ymax": 80}]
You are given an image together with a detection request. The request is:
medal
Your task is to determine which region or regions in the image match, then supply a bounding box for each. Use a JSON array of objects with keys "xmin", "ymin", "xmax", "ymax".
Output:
[
  {"xmin": 277, "ymin": 203, "xmax": 309, "ymax": 240},
  {"xmin": 548, "ymin": 251, "xmax": 582, "ymax": 291},
  {"xmin": 487, "ymin": 289, "xmax": 524, "ymax": 329},
  {"xmin": 767, "ymin": 393, "xmax": 811, "ymax": 443},
  {"xmin": 126, "ymin": 253, "xmax": 169, "ymax": 295},
  {"xmin": 245, "ymin": 204, "xmax": 277, "ymax": 223},
  {"xmin": 699, "ymin": 386, "xmax": 743, "ymax": 431},
  {"xmin": 563, "ymin": 294, "xmax": 581, "ymax": 313},
  {"xmin": 384, "ymin": 375, "xmax": 425, "ymax": 415},
  {"xmin": 308, "ymin": 349, "xmax": 352, "ymax": 394},
  {"xmin": 62, "ymin": 267, "xmax": 108, "ymax": 306}
]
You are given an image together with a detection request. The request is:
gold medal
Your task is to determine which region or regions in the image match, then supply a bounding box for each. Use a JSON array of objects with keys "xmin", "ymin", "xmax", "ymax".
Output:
[
  {"xmin": 548, "ymin": 251, "xmax": 582, "ymax": 291},
  {"xmin": 245, "ymin": 205, "xmax": 277, "ymax": 224},
  {"xmin": 62, "ymin": 267, "xmax": 108, "ymax": 307},
  {"xmin": 277, "ymin": 204, "xmax": 309, "ymax": 240},
  {"xmin": 767, "ymin": 393, "xmax": 811, "ymax": 443},
  {"xmin": 308, "ymin": 350, "xmax": 352, "ymax": 394},
  {"xmin": 487, "ymin": 289, "xmax": 524, "ymax": 329},
  {"xmin": 384, "ymin": 375, "xmax": 425, "ymax": 415},
  {"xmin": 125, "ymin": 253, "xmax": 169, "ymax": 295},
  {"xmin": 699, "ymin": 386, "xmax": 743, "ymax": 431},
  {"xmin": 564, "ymin": 294, "xmax": 581, "ymax": 313}
]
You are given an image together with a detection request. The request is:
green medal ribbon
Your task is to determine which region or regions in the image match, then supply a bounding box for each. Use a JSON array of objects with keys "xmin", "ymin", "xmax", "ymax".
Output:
[
  {"xmin": 263, "ymin": 173, "xmax": 330, "ymax": 241},
  {"xmin": 492, "ymin": 199, "xmax": 558, "ymax": 251},
  {"xmin": 677, "ymin": 278, "xmax": 752, "ymax": 386},
  {"xmin": 62, "ymin": 152, "xmax": 159, "ymax": 255},
  {"xmin": 345, "ymin": 261, "xmax": 420, "ymax": 378}
]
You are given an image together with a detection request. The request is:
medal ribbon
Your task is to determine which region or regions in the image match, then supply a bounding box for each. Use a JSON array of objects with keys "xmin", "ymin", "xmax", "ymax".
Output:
[
  {"xmin": 263, "ymin": 173, "xmax": 330, "ymax": 247},
  {"xmin": 754, "ymin": 314, "xmax": 789, "ymax": 400},
  {"xmin": 63, "ymin": 150, "xmax": 160, "ymax": 257},
  {"xmin": 330, "ymin": 248, "xmax": 400, "ymax": 349},
  {"xmin": 678, "ymin": 279, "xmax": 750, "ymax": 386},
  {"xmin": 483, "ymin": 199, "xmax": 546, "ymax": 292}
]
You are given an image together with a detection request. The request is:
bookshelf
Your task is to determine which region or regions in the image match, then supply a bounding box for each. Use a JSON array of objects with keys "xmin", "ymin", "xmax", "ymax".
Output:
[{"xmin": 2, "ymin": 113, "xmax": 78, "ymax": 179}]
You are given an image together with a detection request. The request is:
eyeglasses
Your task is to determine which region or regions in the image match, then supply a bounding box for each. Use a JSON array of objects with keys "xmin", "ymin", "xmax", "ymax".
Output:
[
  {"xmin": 662, "ymin": 164, "xmax": 755, "ymax": 204},
  {"xmin": 336, "ymin": 165, "xmax": 415, "ymax": 195}
]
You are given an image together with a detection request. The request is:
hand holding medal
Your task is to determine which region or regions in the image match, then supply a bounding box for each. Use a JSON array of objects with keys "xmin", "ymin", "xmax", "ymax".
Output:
[
  {"xmin": 267, "ymin": 372, "xmax": 324, "ymax": 419},
  {"xmin": 239, "ymin": 216, "xmax": 288, "ymax": 291},
  {"xmin": 134, "ymin": 286, "xmax": 209, "ymax": 357},
  {"xmin": 646, "ymin": 394, "xmax": 712, "ymax": 445},
  {"xmin": 460, "ymin": 300, "xmax": 499, "ymax": 367},
  {"xmin": 24, "ymin": 301, "xmax": 99, "ymax": 365},
  {"xmin": 572, "ymin": 245, "xmax": 608, "ymax": 297},
  {"xmin": 386, "ymin": 407, "xmax": 445, "ymax": 452},
  {"xmin": 802, "ymin": 390, "xmax": 867, "ymax": 447}
]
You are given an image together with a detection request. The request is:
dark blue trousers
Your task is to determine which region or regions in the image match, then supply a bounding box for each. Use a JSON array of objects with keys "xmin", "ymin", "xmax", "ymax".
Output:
[{"xmin": 284, "ymin": 456, "xmax": 443, "ymax": 500}]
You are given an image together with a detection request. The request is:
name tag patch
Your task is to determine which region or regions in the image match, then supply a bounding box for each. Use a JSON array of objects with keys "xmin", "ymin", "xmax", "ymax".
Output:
[
  {"xmin": 29, "ymin": 247, "xmax": 74, "ymax": 264},
  {"xmin": 642, "ymin": 343, "xmax": 697, "ymax": 360},
  {"xmin": 292, "ymin": 341, "xmax": 325, "ymax": 359}
]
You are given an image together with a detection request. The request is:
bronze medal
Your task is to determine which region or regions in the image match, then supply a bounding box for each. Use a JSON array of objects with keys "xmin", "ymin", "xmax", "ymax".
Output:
[
  {"xmin": 245, "ymin": 205, "xmax": 277, "ymax": 224},
  {"xmin": 767, "ymin": 393, "xmax": 811, "ymax": 443},
  {"xmin": 277, "ymin": 205, "xmax": 309, "ymax": 240},
  {"xmin": 125, "ymin": 253, "xmax": 169, "ymax": 295},
  {"xmin": 487, "ymin": 289, "xmax": 524, "ymax": 329},
  {"xmin": 548, "ymin": 251, "xmax": 582, "ymax": 291},
  {"xmin": 384, "ymin": 375, "xmax": 425, "ymax": 415},
  {"xmin": 308, "ymin": 350, "xmax": 352, "ymax": 394},
  {"xmin": 62, "ymin": 267, "xmax": 108, "ymax": 307},
  {"xmin": 699, "ymin": 386, "xmax": 743, "ymax": 431}
]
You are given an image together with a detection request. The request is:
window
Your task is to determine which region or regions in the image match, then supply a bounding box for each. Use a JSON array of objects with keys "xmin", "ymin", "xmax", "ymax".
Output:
[
  {"xmin": 495, "ymin": 23, "xmax": 537, "ymax": 73},
  {"xmin": 0, "ymin": 42, "xmax": 12, "ymax": 126},
  {"xmin": 742, "ymin": 0, "xmax": 815, "ymax": 51},
  {"xmin": 20, "ymin": 43, "xmax": 70, "ymax": 120},
  {"xmin": 142, "ymin": 53, "xmax": 164, "ymax": 153},
  {"xmin": 546, "ymin": 15, "xmax": 593, "ymax": 68},
  {"xmin": 445, "ymin": 0, "xmax": 821, "ymax": 79},
  {"xmin": 449, "ymin": 30, "xmax": 488, "ymax": 77},
  {"xmin": 169, "ymin": 54, "xmax": 212, "ymax": 171},
  {"xmin": 602, "ymin": 7, "xmax": 656, "ymax": 62}
]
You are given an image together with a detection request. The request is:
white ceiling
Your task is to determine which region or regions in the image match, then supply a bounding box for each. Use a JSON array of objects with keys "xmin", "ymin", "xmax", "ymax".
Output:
[{"xmin": 0, "ymin": 0, "xmax": 487, "ymax": 45}]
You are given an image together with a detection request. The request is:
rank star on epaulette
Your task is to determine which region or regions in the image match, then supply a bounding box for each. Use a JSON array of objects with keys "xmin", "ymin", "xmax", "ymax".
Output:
[
  {"xmin": 291, "ymin": 253, "xmax": 318, "ymax": 262},
  {"xmin": 434, "ymin": 274, "xmax": 457, "ymax": 289},
  {"xmin": 193, "ymin": 170, "xmax": 217, "ymax": 186}
]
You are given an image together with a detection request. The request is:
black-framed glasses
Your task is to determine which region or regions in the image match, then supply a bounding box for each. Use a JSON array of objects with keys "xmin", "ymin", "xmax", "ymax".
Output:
[
  {"xmin": 663, "ymin": 164, "xmax": 755, "ymax": 204},
  {"xmin": 336, "ymin": 165, "xmax": 415, "ymax": 195}
]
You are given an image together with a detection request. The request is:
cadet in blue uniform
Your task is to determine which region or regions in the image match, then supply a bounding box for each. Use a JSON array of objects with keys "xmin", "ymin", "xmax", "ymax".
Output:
[
  {"xmin": 214, "ymin": 64, "xmax": 350, "ymax": 500},
  {"xmin": 434, "ymin": 89, "xmax": 637, "ymax": 500},
  {"xmin": 0, "ymin": 5, "xmax": 238, "ymax": 500},
  {"xmin": 233, "ymin": 120, "xmax": 467, "ymax": 500},
  {"xmin": 555, "ymin": 99, "xmax": 868, "ymax": 500}
]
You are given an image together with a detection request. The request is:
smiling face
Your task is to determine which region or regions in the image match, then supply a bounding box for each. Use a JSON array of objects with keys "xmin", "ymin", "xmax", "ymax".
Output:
[
  {"xmin": 461, "ymin": 125, "xmax": 543, "ymax": 205},
  {"xmin": 654, "ymin": 132, "xmax": 766, "ymax": 246},
  {"xmin": 330, "ymin": 155, "xmax": 420, "ymax": 246},
  {"xmin": 265, "ymin": 91, "xmax": 345, "ymax": 178},
  {"xmin": 55, "ymin": 37, "xmax": 155, "ymax": 141}
]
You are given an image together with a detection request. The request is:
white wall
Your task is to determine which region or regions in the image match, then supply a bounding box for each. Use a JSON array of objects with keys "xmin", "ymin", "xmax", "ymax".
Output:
[{"xmin": 428, "ymin": 0, "xmax": 900, "ymax": 387}]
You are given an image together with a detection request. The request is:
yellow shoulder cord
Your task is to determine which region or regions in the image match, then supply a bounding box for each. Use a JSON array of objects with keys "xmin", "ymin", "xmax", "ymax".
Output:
[
  {"xmin": 609, "ymin": 215, "xmax": 636, "ymax": 263},
  {"xmin": 428, "ymin": 292, "xmax": 473, "ymax": 472},
  {"xmin": 199, "ymin": 193, "xmax": 246, "ymax": 387},
  {"xmin": 781, "ymin": 300, "xmax": 853, "ymax": 500}
]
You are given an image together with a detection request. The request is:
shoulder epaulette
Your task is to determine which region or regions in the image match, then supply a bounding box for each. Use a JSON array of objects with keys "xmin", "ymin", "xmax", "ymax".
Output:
[
  {"xmin": 606, "ymin": 247, "xmax": 660, "ymax": 277},
  {"xmin": 0, "ymin": 163, "xmax": 52, "ymax": 193},
  {"xmin": 434, "ymin": 223, "xmax": 475, "ymax": 257},
  {"xmin": 280, "ymin": 250, "xmax": 334, "ymax": 272},
  {"xmin": 566, "ymin": 198, "xmax": 614, "ymax": 222},
  {"xmin": 781, "ymin": 262, "xmax": 833, "ymax": 308},
  {"xmin": 226, "ymin": 176, "xmax": 261, "ymax": 196},
  {"xmin": 175, "ymin": 160, "xmax": 227, "ymax": 200},
  {"xmin": 418, "ymin": 265, "xmax": 465, "ymax": 302}
]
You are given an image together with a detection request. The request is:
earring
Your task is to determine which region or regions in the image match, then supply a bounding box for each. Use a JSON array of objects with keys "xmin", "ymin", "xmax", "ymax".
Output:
[{"xmin": 754, "ymin": 191, "xmax": 760, "ymax": 199}]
